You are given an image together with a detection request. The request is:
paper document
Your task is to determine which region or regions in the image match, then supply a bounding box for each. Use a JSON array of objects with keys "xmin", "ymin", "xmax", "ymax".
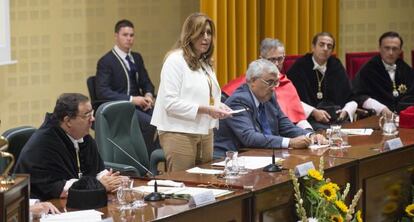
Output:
[
  {"xmin": 186, "ymin": 167, "xmax": 224, "ymax": 175},
  {"xmin": 212, "ymin": 156, "xmax": 282, "ymax": 170},
  {"xmin": 40, "ymin": 210, "xmax": 102, "ymax": 222},
  {"xmin": 340, "ymin": 128, "xmax": 373, "ymax": 135},
  {"xmin": 229, "ymin": 108, "xmax": 248, "ymax": 114},
  {"xmin": 308, "ymin": 144, "xmax": 330, "ymax": 149},
  {"xmin": 147, "ymin": 179, "xmax": 184, "ymax": 187},
  {"xmin": 135, "ymin": 186, "xmax": 233, "ymax": 198}
]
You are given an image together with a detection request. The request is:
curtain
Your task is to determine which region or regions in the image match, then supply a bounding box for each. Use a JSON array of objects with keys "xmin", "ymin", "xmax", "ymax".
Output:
[{"xmin": 200, "ymin": 0, "xmax": 338, "ymax": 86}]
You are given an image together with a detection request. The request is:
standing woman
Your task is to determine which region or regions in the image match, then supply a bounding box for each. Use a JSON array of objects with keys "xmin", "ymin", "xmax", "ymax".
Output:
[{"xmin": 151, "ymin": 13, "xmax": 232, "ymax": 172}]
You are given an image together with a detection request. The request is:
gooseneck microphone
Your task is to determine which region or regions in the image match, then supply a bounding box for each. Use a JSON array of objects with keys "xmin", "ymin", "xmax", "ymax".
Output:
[{"xmin": 106, "ymin": 138, "xmax": 164, "ymax": 201}]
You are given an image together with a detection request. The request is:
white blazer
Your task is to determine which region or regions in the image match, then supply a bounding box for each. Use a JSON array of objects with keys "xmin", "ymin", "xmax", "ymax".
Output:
[{"xmin": 151, "ymin": 50, "xmax": 221, "ymax": 135}]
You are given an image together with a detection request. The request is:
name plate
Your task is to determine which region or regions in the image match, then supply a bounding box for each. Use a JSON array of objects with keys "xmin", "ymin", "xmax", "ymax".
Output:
[
  {"xmin": 295, "ymin": 161, "xmax": 315, "ymax": 177},
  {"xmin": 189, "ymin": 190, "xmax": 215, "ymax": 207},
  {"xmin": 384, "ymin": 137, "xmax": 403, "ymax": 150}
]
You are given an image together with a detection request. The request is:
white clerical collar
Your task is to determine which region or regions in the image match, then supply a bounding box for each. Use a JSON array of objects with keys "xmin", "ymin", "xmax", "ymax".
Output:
[
  {"xmin": 312, "ymin": 56, "xmax": 327, "ymax": 75},
  {"xmin": 66, "ymin": 133, "xmax": 84, "ymax": 151},
  {"xmin": 381, "ymin": 60, "xmax": 397, "ymax": 72},
  {"xmin": 114, "ymin": 45, "xmax": 132, "ymax": 60}
]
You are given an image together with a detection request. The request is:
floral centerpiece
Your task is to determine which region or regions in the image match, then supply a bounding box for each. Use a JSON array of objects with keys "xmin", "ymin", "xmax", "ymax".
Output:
[
  {"xmin": 401, "ymin": 185, "xmax": 414, "ymax": 222},
  {"xmin": 290, "ymin": 157, "xmax": 363, "ymax": 222}
]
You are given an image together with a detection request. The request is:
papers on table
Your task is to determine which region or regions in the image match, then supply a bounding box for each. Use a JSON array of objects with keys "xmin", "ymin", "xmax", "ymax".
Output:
[
  {"xmin": 229, "ymin": 108, "xmax": 248, "ymax": 114},
  {"xmin": 340, "ymin": 128, "xmax": 373, "ymax": 136},
  {"xmin": 211, "ymin": 156, "xmax": 282, "ymax": 170},
  {"xmin": 134, "ymin": 186, "xmax": 233, "ymax": 198},
  {"xmin": 147, "ymin": 179, "xmax": 184, "ymax": 187},
  {"xmin": 308, "ymin": 144, "xmax": 330, "ymax": 149},
  {"xmin": 40, "ymin": 210, "xmax": 103, "ymax": 222},
  {"xmin": 186, "ymin": 167, "xmax": 224, "ymax": 175}
]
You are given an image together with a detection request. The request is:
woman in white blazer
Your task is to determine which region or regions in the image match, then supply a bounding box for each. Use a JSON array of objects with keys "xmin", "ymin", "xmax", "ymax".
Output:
[{"xmin": 151, "ymin": 13, "xmax": 232, "ymax": 172}]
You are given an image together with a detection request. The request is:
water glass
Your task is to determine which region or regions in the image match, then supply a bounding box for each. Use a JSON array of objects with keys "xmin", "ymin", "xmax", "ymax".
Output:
[
  {"xmin": 238, "ymin": 157, "xmax": 248, "ymax": 174},
  {"xmin": 224, "ymin": 151, "xmax": 239, "ymax": 179},
  {"xmin": 328, "ymin": 125, "xmax": 344, "ymax": 149}
]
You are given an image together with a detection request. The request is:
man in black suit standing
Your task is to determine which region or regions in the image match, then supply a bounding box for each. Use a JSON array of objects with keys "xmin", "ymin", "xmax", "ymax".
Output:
[{"xmin": 95, "ymin": 19, "xmax": 157, "ymax": 154}]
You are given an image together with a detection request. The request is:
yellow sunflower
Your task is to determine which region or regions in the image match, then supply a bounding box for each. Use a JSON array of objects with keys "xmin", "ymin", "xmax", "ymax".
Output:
[
  {"xmin": 308, "ymin": 169, "xmax": 323, "ymax": 181},
  {"xmin": 319, "ymin": 184, "xmax": 337, "ymax": 201},
  {"xmin": 330, "ymin": 214, "xmax": 343, "ymax": 222},
  {"xmin": 405, "ymin": 203, "xmax": 414, "ymax": 217},
  {"xmin": 356, "ymin": 210, "xmax": 363, "ymax": 222},
  {"xmin": 335, "ymin": 200, "xmax": 348, "ymax": 213},
  {"xmin": 327, "ymin": 182, "xmax": 340, "ymax": 191}
]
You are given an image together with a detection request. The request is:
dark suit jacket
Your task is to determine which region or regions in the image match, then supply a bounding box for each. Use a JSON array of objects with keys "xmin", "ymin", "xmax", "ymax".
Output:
[
  {"xmin": 214, "ymin": 84, "xmax": 310, "ymax": 158},
  {"xmin": 95, "ymin": 49, "xmax": 154, "ymax": 101}
]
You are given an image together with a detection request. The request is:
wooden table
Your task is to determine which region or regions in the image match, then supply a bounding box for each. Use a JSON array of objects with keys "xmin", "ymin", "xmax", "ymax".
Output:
[
  {"xmin": 49, "ymin": 180, "xmax": 251, "ymax": 222},
  {"xmin": 44, "ymin": 116, "xmax": 414, "ymax": 222},
  {"xmin": 288, "ymin": 116, "xmax": 414, "ymax": 221}
]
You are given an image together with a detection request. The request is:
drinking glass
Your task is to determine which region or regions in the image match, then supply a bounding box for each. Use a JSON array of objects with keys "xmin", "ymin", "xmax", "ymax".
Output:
[
  {"xmin": 238, "ymin": 157, "xmax": 248, "ymax": 174},
  {"xmin": 224, "ymin": 151, "xmax": 239, "ymax": 179}
]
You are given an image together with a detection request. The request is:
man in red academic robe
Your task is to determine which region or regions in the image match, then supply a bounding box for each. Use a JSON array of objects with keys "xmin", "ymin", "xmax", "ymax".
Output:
[{"xmin": 222, "ymin": 38, "xmax": 312, "ymax": 129}]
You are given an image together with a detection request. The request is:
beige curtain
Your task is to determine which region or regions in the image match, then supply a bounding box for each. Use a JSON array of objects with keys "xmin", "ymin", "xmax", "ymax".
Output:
[{"xmin": 200, "ymin": 0, "xmax": 339, "ymax": 86}]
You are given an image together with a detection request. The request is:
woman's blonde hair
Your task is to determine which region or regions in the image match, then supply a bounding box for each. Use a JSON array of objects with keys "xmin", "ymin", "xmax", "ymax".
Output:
[{"xmin": 170, "ymin": 13, "xmax": 215, "ymax": 71}]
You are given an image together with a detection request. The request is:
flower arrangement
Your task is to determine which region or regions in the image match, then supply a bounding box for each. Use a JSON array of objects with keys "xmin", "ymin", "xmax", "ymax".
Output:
[
  {"xmin": 290, "ymin": 157, "xmax": 363, "ymax": 222},
  {"xmin": 401, "ymin": 185, "xmax": 414, "ymax": 222}
]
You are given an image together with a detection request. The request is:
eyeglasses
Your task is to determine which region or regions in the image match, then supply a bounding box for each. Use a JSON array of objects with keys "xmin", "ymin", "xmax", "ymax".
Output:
[
  {"xmin": 266, "ymin": 56, "xmax": 285, "ymax": 64},
  {"xmin": 77, "ymin": 110, "xmax": 94, "ymax": 120},
  {"xmin": 260, "ymin": 78, "xmax": 279, "ymax": 88}
]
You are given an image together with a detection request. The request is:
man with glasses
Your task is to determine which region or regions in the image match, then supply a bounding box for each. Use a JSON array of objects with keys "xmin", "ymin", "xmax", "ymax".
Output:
[
  {"xmin": 287, "ymin": 32, "xmax": 357, "ymax": 130},
  {"xmin": 221, "ymin": 38, "xmax": 312, "ymax": 129},
  {"xmin": 214, "ymin": 59, "xmax": 326, "ymax": 158},
  {"xmin": 352, "ymin": 31, "xmax": 414, "ymax": 114},
  {"xmin": 15, "ymin": 93, "xmax": 125, "ymax": 200}
]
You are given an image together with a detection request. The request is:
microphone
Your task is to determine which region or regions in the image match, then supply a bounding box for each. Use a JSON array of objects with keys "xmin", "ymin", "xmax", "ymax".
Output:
[
  {"xmin": 236, "ymin": 100, "xmax": 281, "ymax": 172},
  {"xmin": 258, "ymin": 100, "xmax": 282, "ymax": 172},
  {"xmin": 106, "ymin": 138, "xmax": 163, "ymax": 201}
]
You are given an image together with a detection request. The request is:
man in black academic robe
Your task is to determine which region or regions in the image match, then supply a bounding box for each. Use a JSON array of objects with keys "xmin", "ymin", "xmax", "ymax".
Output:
[
  {"xmin": 287, "ymin": 32, "xmax": 357, "ymax": 130},
  {"xmin": 14, "ymin": 93, "xmax": 124, "ymax": 200},
  {"xmin": 352, "ymin": 31, "xmax": 414, "ymax": 114}
]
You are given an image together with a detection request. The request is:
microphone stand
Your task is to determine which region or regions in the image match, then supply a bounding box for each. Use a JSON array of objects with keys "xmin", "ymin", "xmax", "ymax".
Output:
[
  {"xmin": 107, "ymin": 138, "xmax": 163, "ymax": 201},
  {"xmin": 262, "ymin": 144, "xmax": 282, "ymax": 172}
]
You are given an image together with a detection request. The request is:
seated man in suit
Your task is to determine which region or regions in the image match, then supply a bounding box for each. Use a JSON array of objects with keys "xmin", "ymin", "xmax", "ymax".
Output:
[
  {"xmin": 221, "ymin": 38, "xmax": 312, "ymax": 129},
  {"xmin": 287, "ymin": 32, "xmax": 357, "ymax": 130},
  {"xmin": 14, "ymin": 93, "xmax": 125, "ymax": 200},
  {"xmin": 214, "ymin": 59, "xmax": 326, "ymax": 158},
  {"xmin": 353, "ymin": 31, "xmax": 414, "ymax": 114},
  {"xmin": 95, "ymin": 19, "xmax": 157, "ymax": 154}
]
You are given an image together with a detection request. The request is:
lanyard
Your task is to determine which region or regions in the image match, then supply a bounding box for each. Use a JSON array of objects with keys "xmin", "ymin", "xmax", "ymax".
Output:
[{"xmin": 201, "ymin": 65, "xmax": 215, "ymax": 106}]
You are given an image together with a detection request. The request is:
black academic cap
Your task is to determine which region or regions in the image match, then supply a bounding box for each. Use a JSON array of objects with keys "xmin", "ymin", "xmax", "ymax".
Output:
[{"xmin": 66, "ymin": 176, "xmax": 107, "ymax": 210}]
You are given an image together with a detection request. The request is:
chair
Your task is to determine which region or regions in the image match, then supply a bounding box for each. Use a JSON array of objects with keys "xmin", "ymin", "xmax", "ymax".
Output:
[
  {"xmin": 86, "ymin": 76, "xmax": 110, "ymax": 112},
  {"xmin": 0, "ymin": 126, "xmax": 36, "ymax": 172},
  {"xmin": 281, "ymin": 54, "xmax": 302, "ymax": 74},
  {"xmin": 346, "ymin": 51, "xmax": 404, "ymax": 80},
  {"xmin": 94, "ymin": 101, "xmax": 165, "ymax": 176}
]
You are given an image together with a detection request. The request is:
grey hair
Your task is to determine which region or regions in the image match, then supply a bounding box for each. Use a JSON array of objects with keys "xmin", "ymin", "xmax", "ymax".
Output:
[
  {"xmin": 246, "ymin": 59, "xmax": 279, "ymax": 81},
  {"xmin": 260, "ymin": 38, "xmax": 284, "ymax": 57}
]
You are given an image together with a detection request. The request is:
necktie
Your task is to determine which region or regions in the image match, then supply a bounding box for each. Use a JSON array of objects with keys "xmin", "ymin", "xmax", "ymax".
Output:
[
  {"xmin": 258, "ymin": 103, "xmax": 272, "ymax": 135},
  {"xmin": 125, "ymin": 55, "xmax": 137, "ymax": 79}
]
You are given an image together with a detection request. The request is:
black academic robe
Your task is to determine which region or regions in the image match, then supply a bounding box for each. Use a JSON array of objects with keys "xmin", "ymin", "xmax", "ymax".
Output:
[
  {"xmin": 14, "ymin": 113, "xmax": 105, "ymax": 201},
  {"xmin": 286, "ymin": 53, "xmax": 353, "ymax": 109},
  {"xmin": 352, "ymin": 55, "xmax": 414, "ymax": 111}
]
